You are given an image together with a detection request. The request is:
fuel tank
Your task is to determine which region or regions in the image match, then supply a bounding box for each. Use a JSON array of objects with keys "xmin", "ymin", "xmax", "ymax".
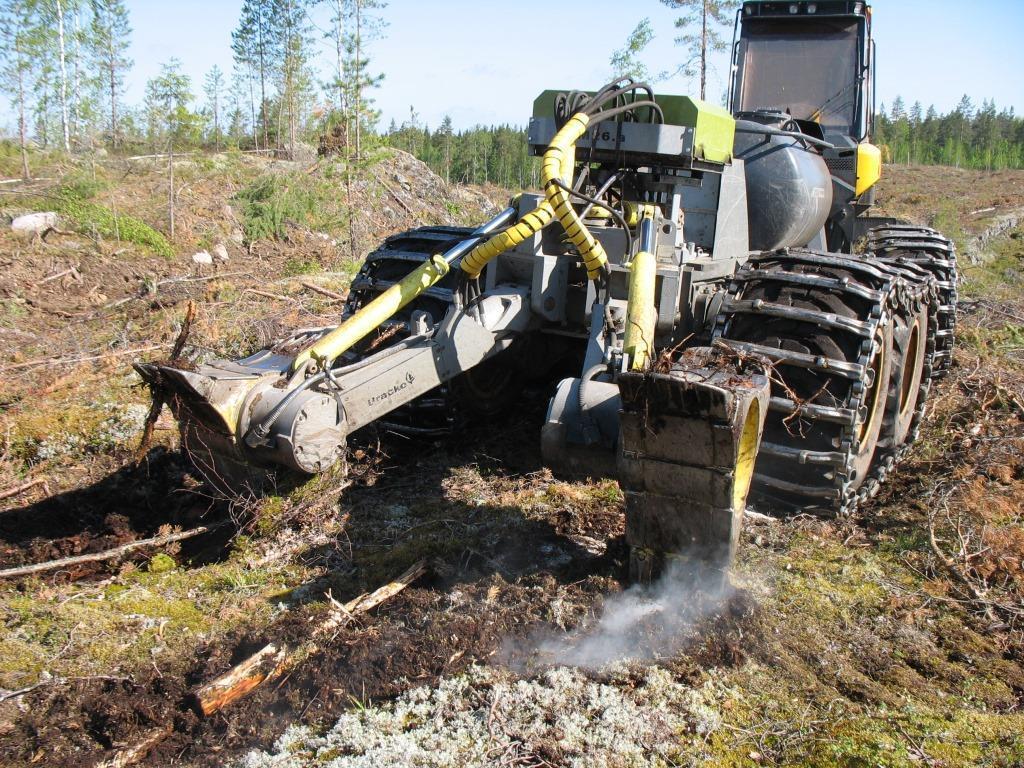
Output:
[{"xmin": 734, "ymin": 116, "xmax": 833, "ymax": 251}]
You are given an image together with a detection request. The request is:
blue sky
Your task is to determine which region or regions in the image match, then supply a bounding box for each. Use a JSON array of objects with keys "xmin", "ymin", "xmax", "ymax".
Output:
[{"xmin": 13, "ymin": 0, "xmax": 1024, "ymax": 132}]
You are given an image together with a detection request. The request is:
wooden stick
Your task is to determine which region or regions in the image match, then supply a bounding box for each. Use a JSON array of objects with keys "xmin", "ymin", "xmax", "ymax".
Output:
[
  {"xmin": 192, "ymin": 559, "xmax": 427, "ymax": 716},
  {"xmin": 37, "ymin": 266, "xmax": 80, "ymax": 285},
  {"xmin": 372, "ymin": 171, "xmax": 418, "ymax": 218},
  {"xmin": 136, "ymin": 301, "xmax": 195, "ymax": 463},
  {"xmin": 0, "ymin": 344, "xmax": 166, "ymax": 374},
  {"xmin": 0, "ymin": 524, "xmax": 222, "ymax": 580},
  {"xmin": 242, "ymin": 288, "xmax": 299, "ymax": 304},
  {"xmin": 0, "ymin": 477, "xmax": 46, "ymax": 502},
  {"xmin": 300, "ymin": 281, "xmax": 347, "ymax": 301},
  {"xmin": 95, "ymin": 725, "xmax": 174, "ymax": 768}
]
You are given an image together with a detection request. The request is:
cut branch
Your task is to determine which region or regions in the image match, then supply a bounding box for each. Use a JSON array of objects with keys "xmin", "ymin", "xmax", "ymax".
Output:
[
  {"xmin": 300, "ymin": 281, "xmax": 347, "ymax": 301},
  {"xmin": 136, "ymin": 301, "xmax": 196, "ymax": 463},
  {"xmin": 193, "ymin": 559, "xmax": 427, "ymax": 717},
  {"xmin": 0, "ymin": 523, "xmax": 223, "ymax": 580},
  {"xmin": 0, "ymin": 344, "xmax": 167, "ymax": 374},
  {"xmin": 0, "ymin": 477, "xmax": 47, "ymax": 502}
]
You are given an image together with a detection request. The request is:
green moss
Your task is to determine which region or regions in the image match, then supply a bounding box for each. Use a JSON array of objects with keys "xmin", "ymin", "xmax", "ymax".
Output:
[
  {"xmin": 962, "ymin": 225, "xmax": 1024, "ymax": 301},
  {"xmin": 0, "ymin": 298, "xmax": 28, "ymax": 329},
  {"xmin": 56, "ymin": 193, "xmax": 173, "ymax": 258},
  {"xmin": 0, "ymin": 558, "xmax": 311, "ymax": 688},
  {"xmin": 283, "ymin": 257, "xmax": 323, "ymax": 276},
  {"xmin": 147, "ymin": 553, "xmax": 177, "ymax": 573}
]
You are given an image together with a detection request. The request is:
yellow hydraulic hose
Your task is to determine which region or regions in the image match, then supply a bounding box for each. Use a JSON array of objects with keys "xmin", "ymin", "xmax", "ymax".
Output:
[
  {"xmin": 290, "ymin": 254, "xmax": 450, "ymax": 373},
  {"xmin": 542, "ymin": 114, "xmax": 608, "ymax": 279},
  {"xmin": 461, "ymin": 112, "xmax": 609, "ymax": 280},
  {"xmin": 623, "ymin": 205, "xmax": 658, "ymax": 371},
  {"xmin": 460, "ymin": 134, "xmax": 576, "ymax": 279},
  {"xmin": 460, "ymin": 198, "xmax": 555, "ymax": 279},
  {"xmin": 291, "ymin": 111, "xmax": 609, "ymax": 372}
]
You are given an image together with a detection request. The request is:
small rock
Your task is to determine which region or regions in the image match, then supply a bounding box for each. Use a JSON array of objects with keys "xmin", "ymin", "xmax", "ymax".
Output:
[
  {"xmin": 221, "ymin": 204, "xmax": 237, "ymax": 222},
  {"xmin": 229, "ymin": 228, "xmax": 245, "ymax": 246},
  {"xmin": 11, "ymin": 211, "xmax": 58, "ymax": 236},
  {"xmin": 191, "ymin": 250, "xmax": 213, "ymax": 266},
  {"xmin": 212, "ymin": 243, "xmax": 229, "ymax": 262}
]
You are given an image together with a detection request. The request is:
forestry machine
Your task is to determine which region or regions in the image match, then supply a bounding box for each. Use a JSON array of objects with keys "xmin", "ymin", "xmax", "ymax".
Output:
[{"xmin": 137, "ymin": 0, "xmax": 956, "ymax": 579}]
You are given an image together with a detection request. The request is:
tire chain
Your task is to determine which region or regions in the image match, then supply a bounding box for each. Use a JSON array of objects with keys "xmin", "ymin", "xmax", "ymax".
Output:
[
  {"xmin": 712, "ymin": 248, "xmax": 924, "ymax": 516},
  {"xmin": 866, "ymin": 225, "xmax": 958, "ymax": 376}
]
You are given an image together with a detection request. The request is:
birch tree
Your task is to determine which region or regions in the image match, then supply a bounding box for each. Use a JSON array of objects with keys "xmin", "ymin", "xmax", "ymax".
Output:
[
  {"xmin": 54, "ymin": 0, "xmax": 71, "ymax": 149},
  {"xmin": 0, "ymin": 0, "xmax": 35, "ymax": 178}
]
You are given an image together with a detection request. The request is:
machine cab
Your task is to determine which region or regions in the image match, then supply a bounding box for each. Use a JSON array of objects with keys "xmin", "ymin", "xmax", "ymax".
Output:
[
  {"xmin": 729, "ymin": 1, "xmax": 874, "ymax": 144},
  {"xmin": 729, "ymin": 1, "xmax": 880, "ymax": 250}
]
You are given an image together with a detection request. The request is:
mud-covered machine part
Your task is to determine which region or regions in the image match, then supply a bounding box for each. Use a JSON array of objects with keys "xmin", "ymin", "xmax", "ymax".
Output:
[{"xmin": 136, "ymin": 3, "xmax": 959, "ymax": 578}]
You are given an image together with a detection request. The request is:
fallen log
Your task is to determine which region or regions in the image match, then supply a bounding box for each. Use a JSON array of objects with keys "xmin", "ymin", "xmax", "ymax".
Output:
[
  {"xmin": 0, "ymin": 523, "xmax": 222, "ymax": 580},
  {"xmin": 192, "ymin": 558, "xmax": 427, "ymax": 717}
]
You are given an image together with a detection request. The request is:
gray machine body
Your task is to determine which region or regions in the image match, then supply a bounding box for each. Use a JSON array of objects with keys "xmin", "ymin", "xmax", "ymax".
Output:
[{"xmin": 162, "ymin": 110, "xmax": 833, "ymax": 482}]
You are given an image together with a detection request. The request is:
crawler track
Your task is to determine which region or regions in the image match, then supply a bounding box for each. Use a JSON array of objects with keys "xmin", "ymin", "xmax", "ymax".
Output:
[
  {"xmin": 713, "ymin": 248, "xmax": 932, "ymax": 515},
  {"xmin": 347, "ymin": 225, "xmax": 525, "ymax": 430},
  {"xmin": 867, "ymin": 225, "xmax": 958, "ymax": 376}
]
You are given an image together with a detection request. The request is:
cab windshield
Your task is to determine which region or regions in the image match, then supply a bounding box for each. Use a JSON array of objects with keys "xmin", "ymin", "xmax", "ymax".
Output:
[{"xmin": 733, "ymin": 19, "xmax": 862, "ymax": 137}]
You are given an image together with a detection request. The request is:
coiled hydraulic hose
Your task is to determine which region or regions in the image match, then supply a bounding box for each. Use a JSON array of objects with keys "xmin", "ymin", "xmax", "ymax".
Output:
[
  {"xmin": 542, "ymin": 114, "xmax": 609, "ymax": 280},
  {"xmin": 460, "ymin": 138, "xmax": 576, "ymax": 279},
  {"xmin": 460, "ymin": 82, "xmax": 661, "ymax": 281}
]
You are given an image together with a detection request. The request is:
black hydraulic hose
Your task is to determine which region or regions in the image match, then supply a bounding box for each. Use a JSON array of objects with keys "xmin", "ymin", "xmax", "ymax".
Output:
[
  {"xmin": 588, "ymin": 84, "xmax": 661, "ymax": 123},
  {"xmin": 244, "ymin": 370, "xmax": 327, "ymax": 448},
  {"xmin": 549, "ymin": 177, "xmax": 633, "ymax": 260},
  {"xmin": 735, "ymin": 124, "xmax": 835, "ymax": 152},
  {"xmin": 579, "ymin": 171, "xmax": 623, "ymax": 220},
  {"xmin": 589, "ymin": 100, "xmax": 665, "ymax": 126}
]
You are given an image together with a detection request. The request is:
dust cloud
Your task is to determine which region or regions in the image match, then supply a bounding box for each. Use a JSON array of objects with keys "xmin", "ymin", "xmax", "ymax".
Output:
[{"xmin": 504, "ymin": 552, "xmax": 739, "ymax": 671}]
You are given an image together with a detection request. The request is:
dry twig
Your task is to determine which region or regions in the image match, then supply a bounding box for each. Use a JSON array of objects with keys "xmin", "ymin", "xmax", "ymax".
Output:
[
  {"xmin": 0, "ymin": 523, "xmax": 223, "ymax": 580},
  {"xmin": 300, "ymin": 280, "xmax": 347, "ymax": 301},
  {"xmin": 0, "ymin": 477, "xmax": 47, "ymax": 502}
]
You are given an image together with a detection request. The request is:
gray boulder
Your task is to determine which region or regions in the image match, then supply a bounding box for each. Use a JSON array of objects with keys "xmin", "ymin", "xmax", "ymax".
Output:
[{"xmin": 11, "ymin": 212, "xmax": 58, "ymax": 236}]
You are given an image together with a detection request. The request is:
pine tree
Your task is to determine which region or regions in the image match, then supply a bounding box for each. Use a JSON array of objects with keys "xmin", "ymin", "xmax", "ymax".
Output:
[
  {"xmin": 89, "ymin": 0, "xmax": 131, "ymax": 147},
  {"xmin": 144, "ymin": 58, "xmax": 197, "ymax": 147},
  {"xmin": 204, "ymin": 64, "xmax": 225, "ymax": 150},
  {"xmin": 436, "ymin": 114, "xmax": 453, "ymax": 184},
  {"xmin": 661, "ymin": 0, "xmax": 739, "ymax": 100},
  {"xmin": 232, "ymin": 0, "xmax": 277, "ymax": 150},
  {"xmin": 273, "ymin": 0, "xmax": 312, "ymax": 151},
  {"xmin": 343, "ymin": 0, "xmax": 386, "ymax": 160}
]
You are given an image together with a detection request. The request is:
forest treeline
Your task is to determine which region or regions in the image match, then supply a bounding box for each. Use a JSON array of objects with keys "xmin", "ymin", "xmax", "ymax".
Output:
[
  {"xmin": 0, "ymin": 0, "xmax": 1022, "ymax": 185},
  {"xmin": 389, "ymin": 96, "xmax": 1024, "ymax": 188},
  {"xmin": 875, "ymin": 96, "xmax": 1024, "ymax": 170},
  {"xmin": 0, "ymin": 0, "xmax": 387, "ymax": 175}
]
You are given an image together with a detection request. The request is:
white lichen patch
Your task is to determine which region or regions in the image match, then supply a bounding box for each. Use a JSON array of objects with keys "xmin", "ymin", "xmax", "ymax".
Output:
[{"xmin": 238, "ymin": 664, "xmax": 724, "ymax": 768}]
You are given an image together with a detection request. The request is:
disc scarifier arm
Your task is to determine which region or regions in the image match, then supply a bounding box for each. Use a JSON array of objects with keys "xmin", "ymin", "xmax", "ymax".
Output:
[{"xmin": 138, "ymin": 2, "xmax": 956, "ymax": 581}]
